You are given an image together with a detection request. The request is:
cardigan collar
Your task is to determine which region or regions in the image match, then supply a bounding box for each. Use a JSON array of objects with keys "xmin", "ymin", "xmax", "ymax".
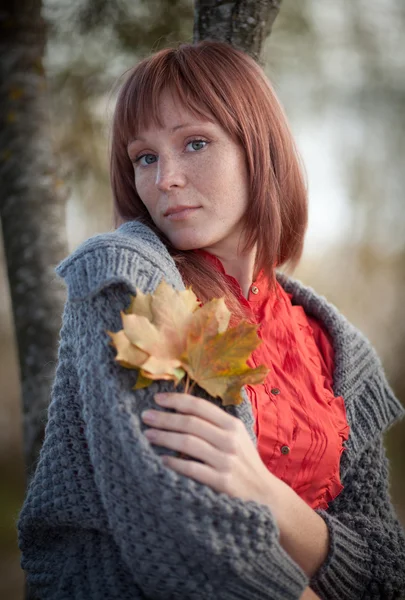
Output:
[{"xmin": 57, "ymin": 220, "xmax": 404, "ymax": 452}]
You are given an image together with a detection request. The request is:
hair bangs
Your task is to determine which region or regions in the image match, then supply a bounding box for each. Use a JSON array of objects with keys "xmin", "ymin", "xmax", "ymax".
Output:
[{"xmin": 116, "ymin": 55, "xmax": 220, "ymax": 151}]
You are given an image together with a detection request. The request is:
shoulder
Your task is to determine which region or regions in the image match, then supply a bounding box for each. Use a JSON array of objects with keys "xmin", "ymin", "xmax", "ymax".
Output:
[
  {"xmin": 277, "ymin": 271, "xmax": 377, "ymax": 379},
  {"xmin": 56, "ymin": 220, "xmax": 185, "ymax": 301},
  {"xmin": 277, "ymin": 272, "xmax": 405, "ymax": 442},
  {"xmin": 276, "ymin": 272, "xmax": 364, "ymax": 356}
]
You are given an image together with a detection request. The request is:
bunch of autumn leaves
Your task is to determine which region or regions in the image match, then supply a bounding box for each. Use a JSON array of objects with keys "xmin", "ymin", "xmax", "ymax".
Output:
[{"xmin": 108, "ymin": 280, "xmax": 268, "ymax": 406}]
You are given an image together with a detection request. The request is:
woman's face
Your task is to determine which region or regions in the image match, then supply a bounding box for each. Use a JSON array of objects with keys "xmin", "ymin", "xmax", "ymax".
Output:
[{"xmin": 127, "ymin": 90, "xmax": 250, "ymax": 254}]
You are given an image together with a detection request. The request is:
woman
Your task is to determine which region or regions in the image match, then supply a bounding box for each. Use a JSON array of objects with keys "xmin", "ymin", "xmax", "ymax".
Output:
[{"xmin": 18, "ymin": 41, "xmax": 405, "ymax": 600}]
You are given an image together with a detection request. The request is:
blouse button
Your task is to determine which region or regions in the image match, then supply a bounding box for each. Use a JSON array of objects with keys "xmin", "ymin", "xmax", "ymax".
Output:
[
  {"xmin": 281, "ymin": 445, "xmax": 290, "ymax": 455},
  {"xmin": 251, "ymin": 285, "xmax": 259, "ymax": 294},
  {"xmin": 271, "ymin": 388, "xmax": 280, "ymax": 395}
]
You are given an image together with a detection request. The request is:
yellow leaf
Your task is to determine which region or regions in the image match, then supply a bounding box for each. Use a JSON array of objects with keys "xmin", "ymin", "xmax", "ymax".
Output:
[
  {"xmin": 181, "ymin": 320, "xmax": 268, "ymax": 405},
  {"xmin": 126, "ymin": 289, "xmax": 153, "ymax": 321},
  {"xmin": 121, "ymin": 313, "xmax": 162, "ymax": 353},
  {"xmin": 109, "ymin": 280, "xmax": 199, "ymax": 383},
  {"xmin": 133, "ymin": 371, "xmax": 154, "ymax": 390},
  {"xmin": 203, "ymin": 365, "xmax": 268, "ymax": 405},
  {"xmin": 187, "ymin": 297, "xmax": 231, "ymax": 338},
  {"xmin": 139, "ymin": 365, "xmax": 185, "ymax": 385},
  {"xmin": 140, "ymin": 356, "xmax": 184, "ymax": 380},
  {"xmin": 107, "ymin": 330, "xmax": 148, "ymax": 368},
  {"xmin": 149, "ymin": 281, "xmax": 200, "ymax": 349}
]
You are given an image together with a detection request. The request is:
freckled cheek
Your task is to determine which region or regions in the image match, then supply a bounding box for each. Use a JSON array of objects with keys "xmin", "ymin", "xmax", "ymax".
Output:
[
  {"xmin": 192, "ymin": 155, "xmax": 232, "ymax": 195},
  {"xmin": 195, "ymin": 156, "xmax": 248, "ymax": 212},
  {"xmin": 134, "ymin": 175, "xmax": 159, "ymax": 214}
]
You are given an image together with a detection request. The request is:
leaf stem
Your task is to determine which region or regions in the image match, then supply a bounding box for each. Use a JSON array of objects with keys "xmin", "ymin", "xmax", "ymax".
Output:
[
  {"xmin": 183, "ymin": 373, "xmax": 197, "ymax": 396},
  {"xmin": 183, "ymin": 373, "xmax": 190, "ymax": 394}
]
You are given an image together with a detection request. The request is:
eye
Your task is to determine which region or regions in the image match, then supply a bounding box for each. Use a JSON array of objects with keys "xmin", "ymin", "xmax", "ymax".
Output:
[
  {"xmin": 135, "ymin": 153, "xmax": 157, "ymax": 167},
  {"xmin": 186, "ymin": 139, "xmax": 208, "ymax": 152}
]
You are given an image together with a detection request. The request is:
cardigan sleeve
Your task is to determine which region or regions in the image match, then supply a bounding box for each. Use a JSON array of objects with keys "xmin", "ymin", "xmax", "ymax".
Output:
[
  {"xmin": 17, "ymin": 294, "xmax": 149, "ymax": 600},
  {"xmin": 310, "ymin": 436, "xmax": 405, "ymax": 600},
  {"xmin": 18, "ymin": 271, "xmax": 308, "ymax": 600},
  {"xmin": 22, "ymin": 527, "xmax": 149, "ymax": 600}
]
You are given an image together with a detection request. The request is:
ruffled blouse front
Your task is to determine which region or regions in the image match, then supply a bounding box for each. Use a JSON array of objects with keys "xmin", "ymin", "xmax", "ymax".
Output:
[{"xmin": 194, "ymin": 249, "xmax": 350, "ymax": 510}]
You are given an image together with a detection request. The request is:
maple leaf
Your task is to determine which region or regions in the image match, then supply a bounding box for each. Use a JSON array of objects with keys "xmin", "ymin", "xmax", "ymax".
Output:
[
  {"xmin": 108, "ymin": 278, "xmax": 268, "ymax": 405},
  {"xmin": 187, "ymin": 297, "xmax": 231, "ymax": 338},
  {"xmin": 125, "ymin": 288, "xmax": 154, "ymax": 321},
  {"xmin": 180, "ymin": 319, "xmax": 268, "ymax": 405},
  {"xmin": 107, "ymin": 330, "xmax": 148, "ymax": 369},
  {"xmin": 109, "ymin": 279, "xmax": 200, "ymax": 385}
]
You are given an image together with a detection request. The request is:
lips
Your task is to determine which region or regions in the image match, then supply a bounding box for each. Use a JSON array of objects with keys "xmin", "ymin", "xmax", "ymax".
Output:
[{"xmin": 164, "ymin": 205, "xmax": 200, "ymax": 217}]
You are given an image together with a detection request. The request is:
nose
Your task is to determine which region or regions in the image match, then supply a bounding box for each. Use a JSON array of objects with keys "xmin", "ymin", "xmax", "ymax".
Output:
[{"xmin": 155, "ymin": 156, "xmax": 186, "ymax": 192}]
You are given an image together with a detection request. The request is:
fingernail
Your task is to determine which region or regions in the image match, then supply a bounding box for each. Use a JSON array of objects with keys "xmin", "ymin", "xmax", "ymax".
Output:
[
  {"xmin": 154, "ymin": 393, "xmax": 169, "ymax": 404},
  {"xmin": 141, "ymin": 410, "xmax": 156, "ymax": 422}
]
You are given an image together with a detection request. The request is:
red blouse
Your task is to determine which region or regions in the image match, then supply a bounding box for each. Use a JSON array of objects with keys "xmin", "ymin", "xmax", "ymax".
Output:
[{"xmin": 194, "ymin": 250, "xmax": 350, "ymax": 510}]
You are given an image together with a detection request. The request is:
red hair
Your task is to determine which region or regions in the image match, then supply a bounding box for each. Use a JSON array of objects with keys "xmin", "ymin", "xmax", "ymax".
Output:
[{"xmin": 109, "ymin": 41, "xmax": 308, "ymax": 322}]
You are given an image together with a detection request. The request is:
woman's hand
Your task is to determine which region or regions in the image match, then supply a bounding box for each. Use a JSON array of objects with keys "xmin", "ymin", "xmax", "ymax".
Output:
[
  {"xmin": 142, "ymin": 391, "xmax": 330, "ymax": 579},
  {"xmin": 300, "ymin": 588, "xmax": 321, "ymax": 600},
  {"xmin": 141, "ymin": 391, "xmax": 282, "ymax": 506}
]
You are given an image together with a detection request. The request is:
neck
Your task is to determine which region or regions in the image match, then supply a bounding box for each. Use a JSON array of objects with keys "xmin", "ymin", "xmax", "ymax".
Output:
[{"xmin": 205, "ymin": 244, "xmax": 257, "ymax": 300}]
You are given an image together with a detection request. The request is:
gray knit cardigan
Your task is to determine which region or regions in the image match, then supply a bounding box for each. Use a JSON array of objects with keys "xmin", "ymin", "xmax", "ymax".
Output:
[{"xmin": 18, "ymin": 220, "xmax": 405, "ymax": 600}]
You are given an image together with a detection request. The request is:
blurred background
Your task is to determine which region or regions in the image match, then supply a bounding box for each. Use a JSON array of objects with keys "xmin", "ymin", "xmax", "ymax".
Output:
[{"xmin": 1, "ymin": 0, "xmax": 404, "ymax": 597}]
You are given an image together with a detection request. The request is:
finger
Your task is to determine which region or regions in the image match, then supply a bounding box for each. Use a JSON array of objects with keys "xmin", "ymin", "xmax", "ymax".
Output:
[
  {"xmin": 142, "ymin": 410, "xmax": 231, "ymax": 451},
  {"xmin": 161, "ymin": 454, "xmax": 223, "ymax": 490},
  {"xmin": 144, "ymin": 429, "xmax": 223, "ymax": 469},
  {"xmin": 154, "ymin": 393, "xmax": 239, "ymax": 431}
]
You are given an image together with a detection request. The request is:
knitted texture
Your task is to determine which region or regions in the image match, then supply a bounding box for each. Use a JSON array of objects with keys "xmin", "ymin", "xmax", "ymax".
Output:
[{"xmin": 18, "ymin": 220, "xmax": 405, "ymax": 600}]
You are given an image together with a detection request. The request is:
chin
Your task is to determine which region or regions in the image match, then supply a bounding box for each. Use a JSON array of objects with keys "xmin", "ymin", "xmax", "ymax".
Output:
[{"xmin": 166, "ymin": 230, "xmax": 213, "ymax": 252}]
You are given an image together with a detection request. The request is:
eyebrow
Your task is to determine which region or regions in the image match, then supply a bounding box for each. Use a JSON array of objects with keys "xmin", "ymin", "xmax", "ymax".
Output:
[{"xmin": 127, "ymin": 122, "xmax": 210, "ymax": 150}]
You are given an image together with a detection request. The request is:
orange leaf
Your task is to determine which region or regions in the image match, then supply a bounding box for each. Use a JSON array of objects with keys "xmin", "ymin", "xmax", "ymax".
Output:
[{"xmin": 180, "ymin": 317, "xmax": 268, "ymax": 405}]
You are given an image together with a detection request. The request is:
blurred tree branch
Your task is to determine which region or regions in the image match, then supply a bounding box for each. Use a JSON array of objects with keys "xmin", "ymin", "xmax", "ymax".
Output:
[{"xmin": 193, "ymin": 0, "xmax": 282, "ymax": 62}]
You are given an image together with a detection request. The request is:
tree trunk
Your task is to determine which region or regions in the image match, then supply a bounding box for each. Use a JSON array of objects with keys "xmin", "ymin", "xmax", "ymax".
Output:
[
  {"xmin": 0, "ymin": 0, "xmax": 68, "ymax": 484},
  {"xmin": 193, "ymin": 0, "xmax": 282, "ymax": 63}
]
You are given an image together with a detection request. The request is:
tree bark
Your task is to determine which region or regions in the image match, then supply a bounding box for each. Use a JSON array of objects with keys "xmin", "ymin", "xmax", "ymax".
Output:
[
  {"xmin": 193, "ymin": 0, "xmax": 282, "ymax": 63},
  {"xmin": 0, "ymin": 0, "xmax": 68, "ymax": 484}
]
